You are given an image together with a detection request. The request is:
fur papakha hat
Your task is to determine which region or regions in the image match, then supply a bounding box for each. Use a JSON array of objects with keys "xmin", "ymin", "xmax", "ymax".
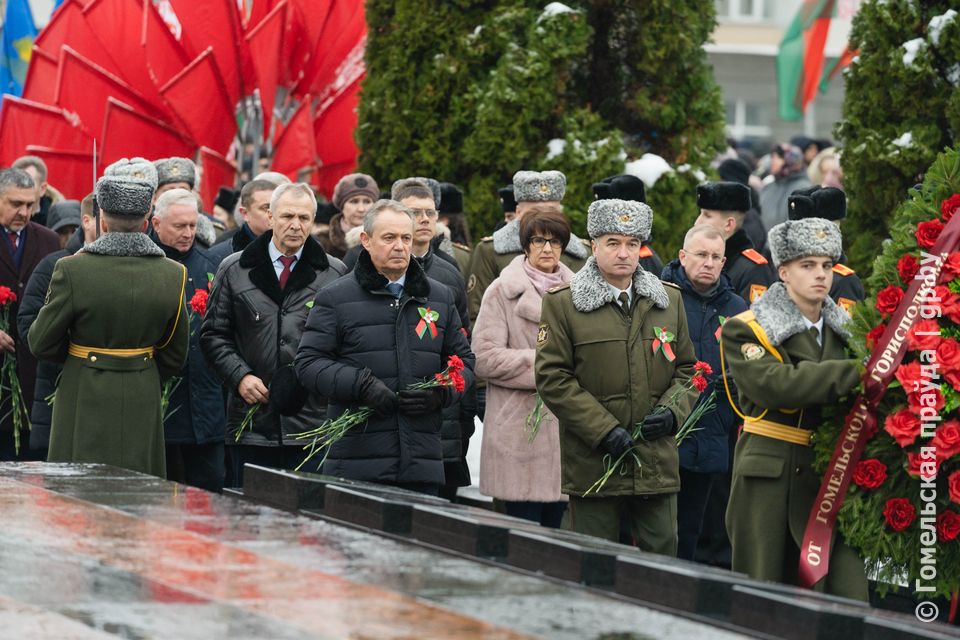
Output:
[
  {"xmin": 586, "ymin": 199, "xmax": 652, "ymax": 241},
  {"xmin": 768, "ymin": 217, "xmax": 842, "ymax": 267},
  {"xmin": 154, "ymin": 157, "xmax": 196, "ymax": 189},
  {"xmin": 788, "ymin": 185, "xmax": 846, "ymax": 221},
  {"xmin": 592, "ymin": 174, "xmax": 646, "ymax": 203},
  {"xmin": 498, "ymin": 185, "xmax": 516, "ymax": 213},
  {"xmin": 439, "ymin": 182, "xmax": 463, "ymax": 214},
  {"xmin": 96, "ymin": 157, "xmax": 157, "ymax": 217},
  {"xmin": 697, "ymin": 181, "xmax": 751, "ymax": 212},
  {"xmin": 513, "ymin": 170, "xmax": 566, "ymax": 203}
]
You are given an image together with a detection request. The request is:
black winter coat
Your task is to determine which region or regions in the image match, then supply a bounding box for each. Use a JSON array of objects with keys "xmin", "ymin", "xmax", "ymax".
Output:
[
  {"xmin": 149, "ymin": 229, "xmax": 226, "ymax": 445},
  {"xmin": 207, "ymin": 223, "xmax": 257, "ymax": 266},
  {"xmin": 201, "ymin": 232, "xmax": 347, "ymax": 446},
  {"xmin": 724, "ymin": 228, "xmax": 777, "ymax": 304},
  {"xmin": 294, "ymin": 249, "xmax": 475, "ymax": 485},
  {"xmin": 16, "ymin": 229, "xmax": 83, "ymax": 450},
  {"xmin": 661, "ymin": 260, "xmax": 748, "ymax": 474}
]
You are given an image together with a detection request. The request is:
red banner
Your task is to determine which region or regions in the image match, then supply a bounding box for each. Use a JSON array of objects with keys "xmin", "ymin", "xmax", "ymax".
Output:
[
  {"xmin": 24, "ymin": 146, "xmax": 94, "ymax": 200},
  {"xmin": 799, "ymin": 212, "xmax": 960, "ymax": 588},
  {"xmin": 98, "ymin": 98, "xmax": 194, "ymax": 171},
  {"xmin": 0, "ymin": 96, "xmax": 92, "ymax": 167},
  {"xmin": 271, "ymin": 96, "xmax": 316, "ymax": 178},
  {"xmin": 199, "ymin": 147, "xmax": 237, "ymax": 214},
  {"xmin": 245, "ymin": 0, "xmax": 286, "ymax": 138},
  {"xmin": 159, "ymin": 47, "xmax": 236, "ymax": 153}
]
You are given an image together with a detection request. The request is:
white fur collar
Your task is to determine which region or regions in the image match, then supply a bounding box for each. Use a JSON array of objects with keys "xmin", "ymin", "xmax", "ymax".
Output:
[
  {"xmin": 570, "ymin": 257, "xmax": 668, "ymax": 313},
  {"xmin": 751, "ymin": 282, "xmax": 851, "ymax": 346},
  {"xmin": 491, "ymin": 218, "xmax": 589, "ymax": 259},
  {"xmin": 82, "ymin": 232, "xmax": 165, "ymax": 257}
]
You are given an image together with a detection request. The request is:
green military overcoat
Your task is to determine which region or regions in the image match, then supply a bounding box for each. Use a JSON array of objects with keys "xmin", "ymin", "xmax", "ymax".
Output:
[
  {"xmin": 535, "ymin": 258, "xmax": 698, "ymax": 497},
  {"xmin": 467, "ymin": 218, "xmax": 590, "ymax": 321},
  {"xmin": 720, "ymin": 282, "xmax": 867, "ymax": 600},
  {"xmin": 29, "ymin": 232, "xmax": 189, "ymax": 477}
]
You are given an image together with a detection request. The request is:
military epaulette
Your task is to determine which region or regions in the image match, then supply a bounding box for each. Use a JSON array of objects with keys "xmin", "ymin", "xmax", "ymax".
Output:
[
  {"xmin": 639, "ymin": 245, "xmax": 653, "ymax": 258},
  {"xmin": 546, "ymin": 283, "xmax": 570, "ymax": 294},
  {"xmin": 480, "ymin": 236, "xmax": 493, "ymax": 243},
  {"xmin": 660, "ymin": 280, "xmax": 680, "ymax": 290},
  {"xmin": 832, "ymin": 263, "xmax": 854, "ymax": 276},
  {"xmin": 741, "ymin": 248, "xmax": 768, "ymax": 265},
  {"xmin": 453, "ymin": 242, "xmax": 472, "ymax": 253}
]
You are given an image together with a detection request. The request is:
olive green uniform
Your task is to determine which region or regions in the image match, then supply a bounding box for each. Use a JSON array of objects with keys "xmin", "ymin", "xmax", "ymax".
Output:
[
  {"xmin": 720, "ymin": 282, "xmax": 867, "ymax": 600},
  {"xmin": 535, "ymin": 260, "xmax": 697, "ymax": 554},
  {"xmin": 29, "ymin": 233, "xmax": 189, "ymax": 477},
  {"xmin": 451, "ymin": 242, "xmax": 472, "ymax": 280}
]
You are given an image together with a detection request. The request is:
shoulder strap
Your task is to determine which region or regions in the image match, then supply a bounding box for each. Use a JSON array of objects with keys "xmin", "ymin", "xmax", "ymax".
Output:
[
  {"xmin": 741, "ymin": 248, "xmax": 768, "ymax": 265},
  {"xmin": 719, "ymin": 310, "xmax": 783, "ymax": 423},
  {"xmin": 832, "ymin": 263, "xmax": 854, "ymax": 276}
]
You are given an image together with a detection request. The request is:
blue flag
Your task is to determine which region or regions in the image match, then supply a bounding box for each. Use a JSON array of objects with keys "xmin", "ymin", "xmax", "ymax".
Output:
[{"xmin": 0, "ymin": 0, "xmax": 37, "ymax": 96}]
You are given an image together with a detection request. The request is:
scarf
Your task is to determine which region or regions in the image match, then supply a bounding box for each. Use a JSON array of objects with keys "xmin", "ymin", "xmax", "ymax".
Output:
[{"xmin": 523, "ymin": 258, "xmax": 567, "ymax": 297}]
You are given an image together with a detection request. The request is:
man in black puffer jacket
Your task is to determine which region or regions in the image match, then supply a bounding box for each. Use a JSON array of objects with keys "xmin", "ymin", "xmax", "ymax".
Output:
[
  {"xmin": 201, "ymin": 183, "xmax": 347, "ymax": 488},
  {"xmin": 661, "ymin": 224, "xmax": 747, "ymax": 562},
  {"xmin": 295, "ymin": 200, "xmax": 475, "ymax": 494}
]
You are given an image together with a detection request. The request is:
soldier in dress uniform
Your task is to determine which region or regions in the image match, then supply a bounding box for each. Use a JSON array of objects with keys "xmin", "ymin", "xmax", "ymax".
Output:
[
  {"xmin": 694, "ymin": 181, "xmax": 777, "ymax": 304},
  {"xmin": 787, "ymin": 186, "xmax": 864, "ymax": 314},
  {"xmin": 29, "ymin": 158, "xmax": 190, "ymax": 476},
  {"xmin": 466, "ymin": 170, "xmax": 589, "ymax": 321},
  {"xmin": 591, "ymin": 174, "xmax": 664, "ymax": 276},
  {"xmin": 720, "ymin": 217, "xmax": 867, "ymax": 600}
]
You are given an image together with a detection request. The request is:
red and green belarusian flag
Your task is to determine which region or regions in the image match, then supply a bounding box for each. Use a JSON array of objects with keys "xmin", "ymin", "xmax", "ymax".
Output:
[{"xmin": 777, "ymin": 0, "xmax": 857, "ymax": 121}]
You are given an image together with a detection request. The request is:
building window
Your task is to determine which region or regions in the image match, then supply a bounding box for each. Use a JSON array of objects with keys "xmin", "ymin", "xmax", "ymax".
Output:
[
  {"xmin": 725, "ymin": 99, "xmax": 772, "ymax": 140},
  {"xmin": 716, "ymin": 0, "xmax": 771, "ymax": 22}
]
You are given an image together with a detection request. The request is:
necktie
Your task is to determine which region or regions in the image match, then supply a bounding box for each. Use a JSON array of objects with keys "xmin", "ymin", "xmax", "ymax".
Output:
[
  {"xmin": 278, "ymin": 255, "xmax": 297, "ymax": 289},
  {"xmin": 386, "ymin": 282, "xmax": 404, "ymax": 299},
  {"xmin": 618, "ymin": 291, "xmax": 630, "ymax": 311},
  {"xmin": 8, "ymin": 232, "xmax": 18, "ymax": 251},
  {"xmin": 810, "ymin": 326, "xmax": 821, "ymax": 347}
]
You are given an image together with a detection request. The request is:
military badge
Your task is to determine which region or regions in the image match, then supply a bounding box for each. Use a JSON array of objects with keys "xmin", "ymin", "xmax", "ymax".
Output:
[
  {"xmin": 619, "ymin": 214, "xmax": 631, "ymax": 222},
  {"xmin": 741, "ymin": 343, "xmax": 765, "ymax": 360},
  {"xmin": 538, "ymin": 182, "xmax": 550, "ymax": 194},
  {"xmin": 838, "ymin": 297, "xmax": 855, "ymax": 314},
  {"xmin": 537, "ymin": 323, "xmax": 549, "ymax": 347},
  {"xmin": 749, "ymin": 284, "xmax": 767, "ymax": 302}
]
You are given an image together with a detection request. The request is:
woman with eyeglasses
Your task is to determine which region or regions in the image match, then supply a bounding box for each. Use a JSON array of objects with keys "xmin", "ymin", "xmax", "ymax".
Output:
[{"xmin": 472, "ymin": 205, "xmax": 573, "ymax": 527}]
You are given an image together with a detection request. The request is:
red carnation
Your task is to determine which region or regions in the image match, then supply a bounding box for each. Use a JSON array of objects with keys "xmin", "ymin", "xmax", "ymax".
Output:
[
  {"xmin": 852, "ymin": 459, "xmax": 887, "ymax": 490},
  {"xmin": 941, "ymin": 193, "xmax": 960, "ymax": 222},
  {"xmin": 883, "ymin": 497, "xmax": 917, "ymax": 532},
  {"xmin": 906, "ymin": 319, "xmax": 942, "ymax": 351},
  {"xmin": 691, "ymin": 374, "xmax": 708, "ymax": 392},
  {"xmin": 434, "ymin": 373, "xmax": 447, "ymax": 385},
  {"xmin": 950, "ymin": 470, "xmax": 960, "ymax": 505},
  {"xmin": 875, "ymin": 285, "xmax": 904, "ymax": 314},
  {"xmin": 865, "ymin": 324, "xmax": 887, "ymax": 350},
  {"xmin": 693, "ymin": 361, "xmax": 713, "ymax": 375},
  {"xmin": 916, "ymin": 219, "xmax": 945, "ymax": 249},
  {"xmin": 450, "ymin": 370, "xmax": 466, "ymax": 393},
  {"xmin": 941, "ymin": 252, "xmax": 960, "ymax": 283},
  {"xmin": 937, "ymin": 511, "xmax": 960, "ymax": 542},
  {"xmin": 884, "ymin": 408, "xmax": 921, "ymax": 447},
  {"xmin": 447, "ymin": 355, "xmax": 465, "ymax": 373},
  {"xmin": 0, "ymin": 286, "xmax": 16, "ymax": 306},
  {"xmin": 932, "ymin": 420, "xmax": 960, "ymax": 461},
  {"xmin": 189, "ymin": 289, "xmax": 209, "ymax": 317},
  {"xmin": 897, "ymin": 254, "xmax": 921, "ymax": 283}
]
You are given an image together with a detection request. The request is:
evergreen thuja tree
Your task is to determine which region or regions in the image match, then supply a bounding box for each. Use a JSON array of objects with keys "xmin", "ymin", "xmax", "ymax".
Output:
[{"xmin": 837, "ymin": 0, "xmax": 960, "ymax": 275}]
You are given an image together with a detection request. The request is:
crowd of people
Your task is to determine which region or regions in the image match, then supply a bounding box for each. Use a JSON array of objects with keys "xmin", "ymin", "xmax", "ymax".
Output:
[{"xmin": 0, "ymin": 137, "xmax": 869, "ymax": 598}]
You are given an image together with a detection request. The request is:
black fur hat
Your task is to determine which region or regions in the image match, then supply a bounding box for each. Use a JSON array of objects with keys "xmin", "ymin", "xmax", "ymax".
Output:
[
  {"xmin": 788, "ymin": 186, "xmax": 846, "ymax": 221},
  {"xmin": 696, "ymin": 181, "xmax": 751, "ymax": 212},
  {"xmin": 498, "ymin": 185, "xmax": 516, "ymax": 213},
  {"xmin": 591, "ymin": 174, "xmax": 646, "ymax": 203},
  {"xmin": 439, "ymin": 182, "xmax": 463, "ymax": 214},
  {"xmin": 717, "ymin": 158, "xmax": 751, "ymax": 185}
]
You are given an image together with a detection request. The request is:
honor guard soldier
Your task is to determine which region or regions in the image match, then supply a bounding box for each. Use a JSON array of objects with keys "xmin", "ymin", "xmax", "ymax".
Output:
[
  {"xmin": 787, "ymin": 186, "xmax": 864, "ymax": 314},
  {"xmin": 695, "ymin": 181, "xmax": 777, "ymax": 303},
  {"xmin": 466, "ymin": 170, "xmax": 589, "ymax": 321},
  {"xmin": 29, "ymin": 158, "xmax": 190, "ymax": 476},
  {"xmin": 535, "ymin": 198, "xmax": 697, "ymax": 554},
  {"xmin": 720, "ymin": 217, "xmax": 867, "ymax": 599},
  {"xmin": 591, "ymin": 174, "xmax": 664, "ymax": 276}
]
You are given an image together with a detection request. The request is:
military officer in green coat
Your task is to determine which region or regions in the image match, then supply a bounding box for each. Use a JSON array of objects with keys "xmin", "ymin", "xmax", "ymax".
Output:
[
  {"xmin": 29, "ymin": 158, "xmax": 189, "ymax": 477},
  {"xmin": 535, "ymin": 198, "xmax": 698, "ymax": 555},
  {"xmin": 720, "ymin": 217, "xmax": 867, "ymax": 600},
  {"xmin": 467, "ymin": 170, "xmax": 589, "ymax": 321}
]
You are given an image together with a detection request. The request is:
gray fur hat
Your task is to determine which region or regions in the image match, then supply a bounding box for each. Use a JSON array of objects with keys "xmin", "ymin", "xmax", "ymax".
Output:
[
  {"xmin": 586, "ymin": 198, "xmax": 652, "ymax": 241},
  {"xmin": 391, "ymin": 177, "xmax": 441, "ymax": 207},
  {"xmin": 96, "ymin": 157, "xmax": 157, "ymax": 217},
  {"xmin": 154, "ymin": 157, "xmax": 196, "ymax": 189},
  {"xmin": 513, "ymin": 170, "xmax": 566, "ymax": 202},
  {"xmin": 768, "ymin": 217, "xmax": 842, "ymax": 267}
]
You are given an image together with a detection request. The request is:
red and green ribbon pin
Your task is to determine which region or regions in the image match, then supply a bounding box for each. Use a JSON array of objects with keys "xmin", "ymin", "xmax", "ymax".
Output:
[
  {"xmin": 416, "ymin": 307, "xmax": 440, "ymax": 339},
  {"xmin": 714, "ymin": 315, "xmax": 727, "ymax": 343},
  {"xmin": 652, "ymin": 326, "xmax": 676, "ymax": 362}
]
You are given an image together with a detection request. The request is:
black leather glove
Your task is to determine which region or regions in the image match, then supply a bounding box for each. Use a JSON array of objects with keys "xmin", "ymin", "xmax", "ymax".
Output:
[
  {"xmin": 397, "ymin": 388, "xmax": 445, "ymax": 416},
  {"xmin": 637, "ymin": 409, "xmax": 676, "ymax": 442},
  {"xmin": 269, "ymin": 364, "xmax": 309, "ymax": 417},
  {"xmin": 358, "ymin": 371, "xmax": 398, "ymax": 416},
  {"xmin": 600, "ymin": 426, "xmax": 635, "ymax": 458}
]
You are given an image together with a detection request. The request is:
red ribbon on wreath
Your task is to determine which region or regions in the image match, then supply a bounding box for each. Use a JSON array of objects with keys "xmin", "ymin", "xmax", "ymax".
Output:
[{"xmin": 651, "ymin": 326, "xmax": 676, "ymax": 362}]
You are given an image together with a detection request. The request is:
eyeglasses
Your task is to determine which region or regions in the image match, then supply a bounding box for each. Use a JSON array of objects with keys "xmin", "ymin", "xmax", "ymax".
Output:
[
  {"xmin": 411, "ymin": 208, "xmax": 438, "ymax": 219},
  {"xmin": 687, "ymin": 251, "xmax": 726, "ymax": 264},
  {"xmin": 530, "ymin": 236, "xmax": 563, "ymax": 249}
]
